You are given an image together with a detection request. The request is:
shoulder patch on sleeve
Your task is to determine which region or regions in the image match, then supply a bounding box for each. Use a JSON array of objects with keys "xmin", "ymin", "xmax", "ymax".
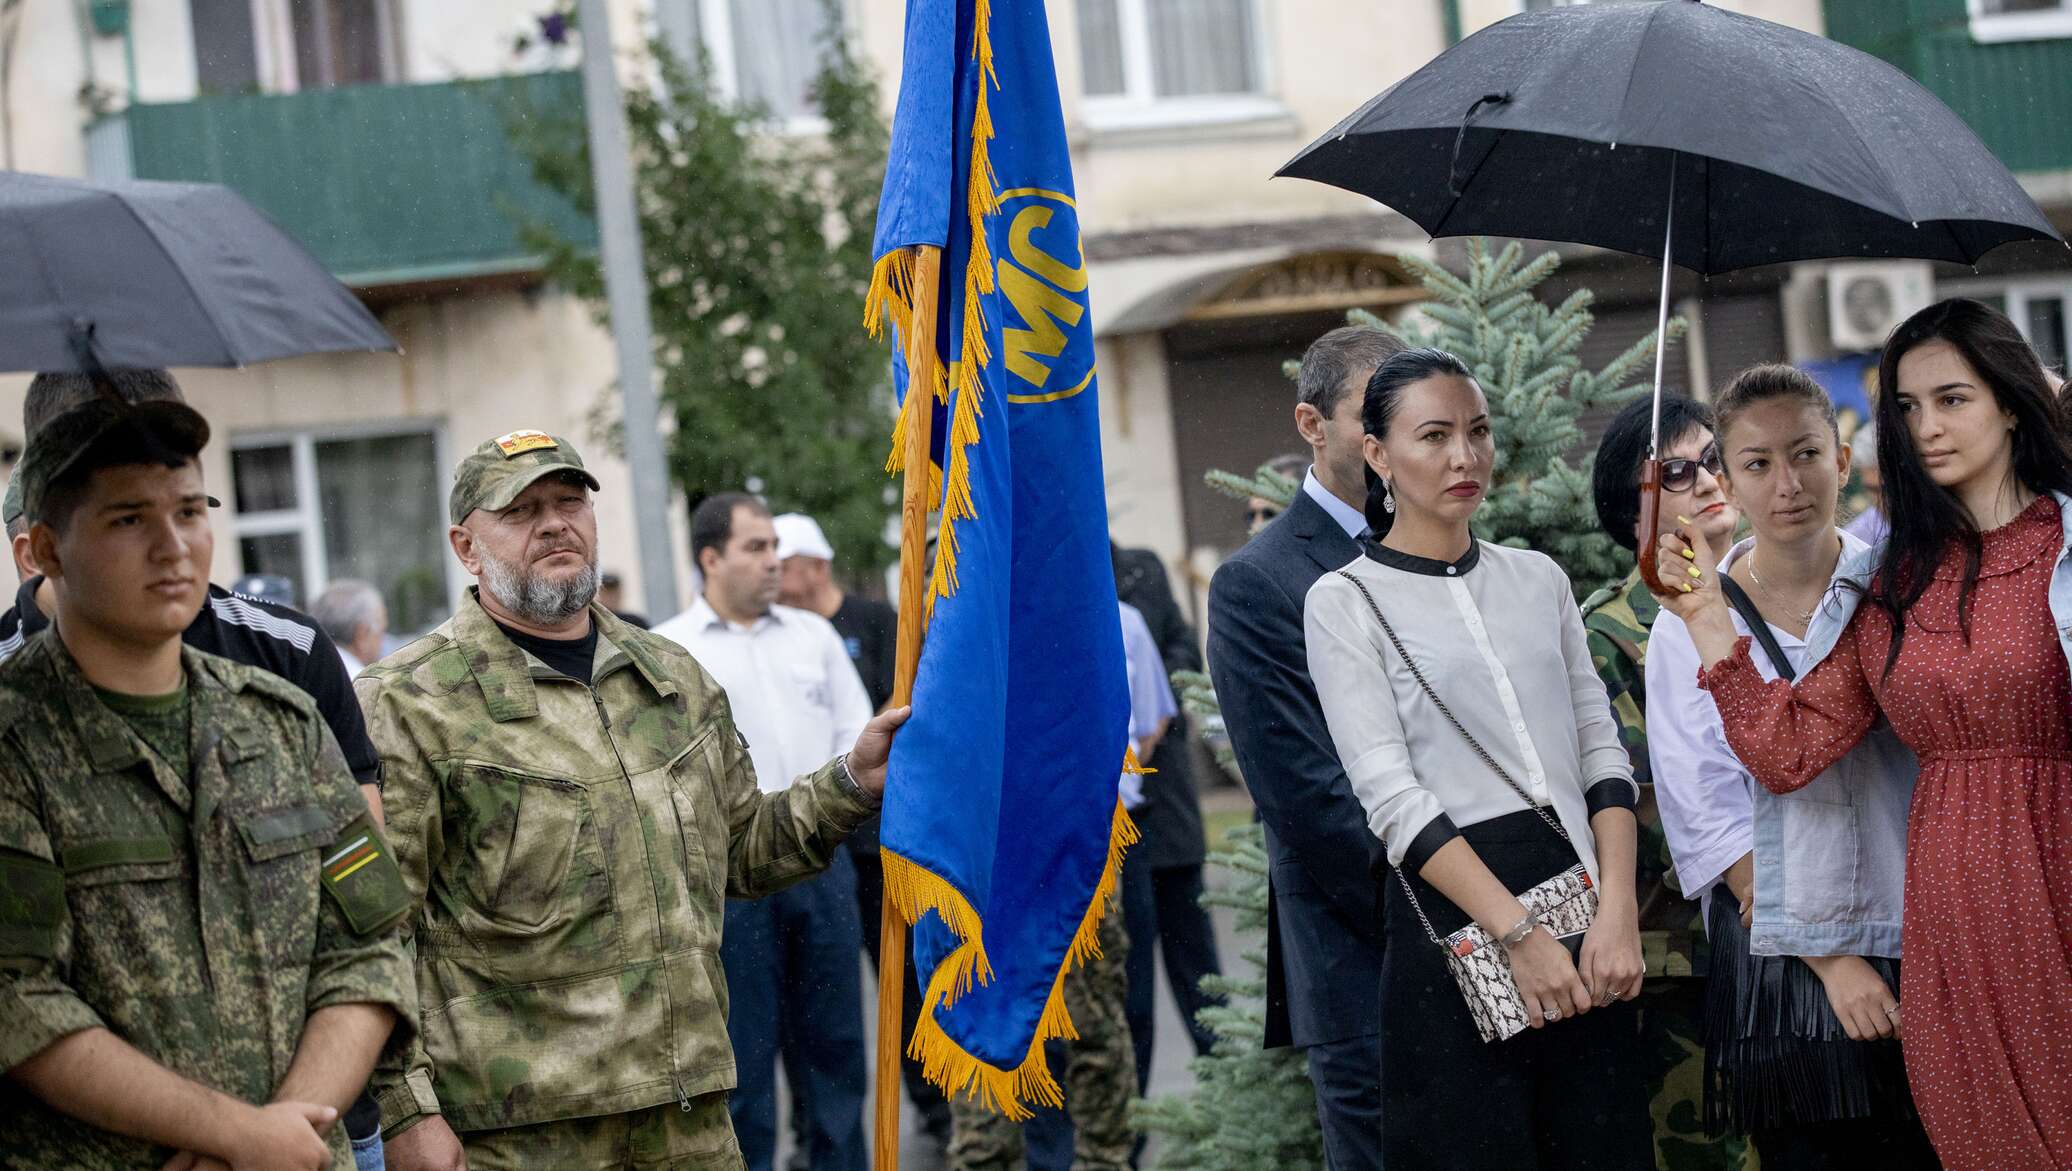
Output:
[
  {"xmin": 0, "ymin": 850, "xmax": 64, "ymax": 961},
  {"xmin": 319, "ymin": 813, "xmax": 410, "ymax": 936}
]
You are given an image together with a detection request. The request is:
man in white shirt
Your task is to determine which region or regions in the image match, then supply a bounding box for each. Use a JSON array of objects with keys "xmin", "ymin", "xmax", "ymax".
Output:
[{"xmin": 652, "ymin": 493, "xmax": 874, "ymax": 1171}]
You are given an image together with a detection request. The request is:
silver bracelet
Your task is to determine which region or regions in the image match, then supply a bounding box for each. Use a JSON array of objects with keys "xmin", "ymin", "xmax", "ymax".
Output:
[{"xmin": 1498, "ymin": 912, "xmax": 1539, "ymax": 949}]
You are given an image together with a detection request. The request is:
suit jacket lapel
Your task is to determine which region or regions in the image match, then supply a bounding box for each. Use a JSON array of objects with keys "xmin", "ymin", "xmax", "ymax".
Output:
[{"xmin": 1287, "ymin": 488, "xmax": 1360, "ymax": 576}]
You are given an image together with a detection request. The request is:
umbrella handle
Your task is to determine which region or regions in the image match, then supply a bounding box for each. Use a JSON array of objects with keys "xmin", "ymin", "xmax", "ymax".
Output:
[{"xmin": 1637, "ymin": 459, "xmax": 1668, "ymax": 595}]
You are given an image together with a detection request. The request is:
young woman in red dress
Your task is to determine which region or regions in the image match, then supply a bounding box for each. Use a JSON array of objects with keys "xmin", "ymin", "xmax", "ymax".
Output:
[{"xmin": 1650, "ymin": 298, "xmax": 2072, "ymax": 1171}]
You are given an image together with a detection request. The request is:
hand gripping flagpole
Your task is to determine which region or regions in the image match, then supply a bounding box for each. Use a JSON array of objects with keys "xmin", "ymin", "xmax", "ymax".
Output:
[
  {"xmin": 1636, "ymin": 152, "xmax": 1678, "ymax": 596},
  {"xmin": 877, "ymin": 242, "xmax": 943, "ymax": 1171}
]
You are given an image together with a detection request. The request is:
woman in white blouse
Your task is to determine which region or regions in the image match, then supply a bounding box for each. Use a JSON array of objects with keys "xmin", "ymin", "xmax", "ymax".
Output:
[
  {"xmin": 1644, "ymin": 365, "xmax": 1934, "ymax": 1168},
  {"xmin": 1305, "ymin": 348, "xmax": 1649, "ymax": 1168}
]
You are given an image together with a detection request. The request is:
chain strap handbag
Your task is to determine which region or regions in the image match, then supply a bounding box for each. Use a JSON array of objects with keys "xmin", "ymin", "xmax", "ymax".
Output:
[{"xmin": 1335, "ymin": 569, "xmax": 1599, "ymax": 1043}]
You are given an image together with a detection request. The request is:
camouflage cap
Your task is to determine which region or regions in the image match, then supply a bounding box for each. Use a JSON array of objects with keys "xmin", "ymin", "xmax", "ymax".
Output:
[
  {"xmin": 450, "ymin": 430, "xmax": 601, "ymax": 525},
  {"xmin": 13, "ymin": 398, "xmax": 211, "ymax": 522}
]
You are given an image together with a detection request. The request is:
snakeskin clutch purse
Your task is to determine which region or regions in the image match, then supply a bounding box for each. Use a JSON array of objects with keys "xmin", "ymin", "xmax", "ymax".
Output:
[{"xmin": 1440, "ymin": 864, "xmax": 1598, "ymax": 1042}]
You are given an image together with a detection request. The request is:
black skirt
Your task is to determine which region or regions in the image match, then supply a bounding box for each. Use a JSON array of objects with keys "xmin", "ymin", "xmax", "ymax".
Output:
[
  {"xmin": 1700, "ymin": 884, "xmax": 1921, "ymax": 1134},
  {"xmin": 1378, "ymin": 809, "xmax": 1652, "ymax": 1171}
]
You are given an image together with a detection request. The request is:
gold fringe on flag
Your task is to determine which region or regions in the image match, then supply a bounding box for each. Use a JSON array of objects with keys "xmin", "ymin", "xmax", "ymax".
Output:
[
  {"xmin": 903, "ymin": 752, "xmax": 1147, "ymax": 1120},
  {"xmin": 863, "ymin": 0, "xmax": 999, "ymax": 607}
]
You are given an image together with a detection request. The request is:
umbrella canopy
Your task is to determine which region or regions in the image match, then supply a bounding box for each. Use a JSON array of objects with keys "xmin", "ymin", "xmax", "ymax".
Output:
[
  {"xmin": 1278, "ymin": 0, "xmax": 2061, "ymax": 274},
  {"xmin": 0, "ymin": 170, "xmax": 397, "ymax": 374}
]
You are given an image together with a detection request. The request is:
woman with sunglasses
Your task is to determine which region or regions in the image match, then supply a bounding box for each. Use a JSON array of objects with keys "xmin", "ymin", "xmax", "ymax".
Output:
[
  {"xmin": 1652, "ymin": 299, "xmax": 2072, "ymax": 1171},
  {"xmin": 1581, "ymin": 394, "xmax": 1746, "ymax": 1170},
  {"xmin": 1646, "ymin": 366, "xmax": 1935, "ymax": 1169}
]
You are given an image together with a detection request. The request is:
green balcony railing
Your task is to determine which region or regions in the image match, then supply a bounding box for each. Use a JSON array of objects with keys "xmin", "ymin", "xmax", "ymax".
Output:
[
  {"xmin": 92, "ymin": 72, "xmax": 597, "ymax": 288},
  {"xmin": 1825, "ymin": 0, "xmax": 2072, "ymax": 176}
]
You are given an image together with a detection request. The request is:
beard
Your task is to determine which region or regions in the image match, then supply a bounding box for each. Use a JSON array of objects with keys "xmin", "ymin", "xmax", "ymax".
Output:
[{"xmin": 480, "ymin": 547, "xmax": 599, "ymax": 625}]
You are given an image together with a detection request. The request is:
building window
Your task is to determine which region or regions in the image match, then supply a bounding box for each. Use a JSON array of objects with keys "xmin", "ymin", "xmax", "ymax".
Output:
[
  {"xmin": 230, "ymin": 426, "xmax": 456, "ymax": 634},
  {"xmin": 1969, "ymin": 0, "xmax": 2072, "ymax": 42},
  {"xmin": 1945, "ymin": 281, "xmax": 2070, "ymax": 374},
  {"xmin": 189, "ymin": 0, "xmax": 399, "ymax": 95},
  {"xmin": 1076, "ymin": 0, "xmax": 1280, "ymax": 129},
  {"xmin": 667, "ymin": 0, "xmax": 839, "ymax": 126}
]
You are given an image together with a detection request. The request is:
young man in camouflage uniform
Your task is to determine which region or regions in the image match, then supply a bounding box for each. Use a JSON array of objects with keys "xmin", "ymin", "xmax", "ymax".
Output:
[
  {"xmin": 946, "ymin": 910, "xmax": 1136, "ymax": 1171},
  {"xmin": 1584, "ymin": 395, "xmax": 1752, "ymax": 1171},
  {"xmin": 364, "ymin": 431, "xmax": 906, "ymax": 1171},
  {"xmin": 0, "ymin": 400, "xmax": 415, "ymax": 1171}
]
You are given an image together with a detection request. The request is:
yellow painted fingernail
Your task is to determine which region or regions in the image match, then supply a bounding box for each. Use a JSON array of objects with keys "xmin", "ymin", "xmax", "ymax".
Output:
[
  {"xmin": 1680, "ymin": 583, "xmax": 1694, "ymax": 593},
  {"xmin": 1676, "ymin": 514, "xmax": 1692, "ymax": 525},
  {"xmin": 1681, "ymin": 547, "xmax": 1696, "ymax": 560},
  {"xmin": 1688, "ymin": 566, "xmax": 1702, "ymax": 579}
]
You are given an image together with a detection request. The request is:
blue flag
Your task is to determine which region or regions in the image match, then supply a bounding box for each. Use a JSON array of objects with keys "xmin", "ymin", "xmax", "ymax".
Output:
[{"xmin": 865, "ymin": 0, "xmax": 1137, "ymax": 1118}]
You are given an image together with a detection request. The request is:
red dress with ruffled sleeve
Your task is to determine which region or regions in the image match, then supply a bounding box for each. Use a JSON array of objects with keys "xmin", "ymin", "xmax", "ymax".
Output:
[{"xmin": 1700, "ymin": 496, "xmax": 2072, "ymax": 1171}]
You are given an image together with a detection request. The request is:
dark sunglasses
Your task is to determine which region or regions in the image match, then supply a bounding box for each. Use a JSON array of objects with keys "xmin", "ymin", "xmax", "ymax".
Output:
[
  {"xmin": 1659, "ymin": 446, "xmax": 1722, "ymax": 492},
  {"xmin": 1246, "ymin": 505, "xmax": 1279, "ymax": 526}
]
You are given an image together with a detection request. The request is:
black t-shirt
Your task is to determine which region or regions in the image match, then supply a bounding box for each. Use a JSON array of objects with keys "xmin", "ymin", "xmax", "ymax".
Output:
[
  {"xmin": 830, "ymin": 593, "xmax": 897, "ymax": 711},
  {"xmin": 0, "ymin": 576, "xmax": 382, "ymax": 785},
  {"xmin": 493, "ymin": 617, "xmax": 599, "ymax": 685}
]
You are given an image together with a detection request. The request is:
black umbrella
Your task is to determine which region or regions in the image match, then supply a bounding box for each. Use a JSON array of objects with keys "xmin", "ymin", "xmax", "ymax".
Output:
[
  {"xmin": 0, "ymin": 170, "xmax": 397, "ymax": 375},
  {"xmin": 1278, "ymin": 0, "xmax": 2061, "ymax": 592}
]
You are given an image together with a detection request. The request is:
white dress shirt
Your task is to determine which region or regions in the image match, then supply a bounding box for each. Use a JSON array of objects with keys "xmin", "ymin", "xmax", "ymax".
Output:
[
  {"xmin": 1119, "ymin": 600, "xmax": 1178, "ymax": 810},
  {"xmin": 652, "ymin": 597, "xmax": 873, "ymax": 794},
  {"xmin": 1644, "ymin": 530, "xmax": 1880, "ymax": 903},
  {"xmin": 1303, "ymin": 466, "xmax": 1370, "ymax": 541},
  {"xmin": 1305, "ymin": 540, "xmax": 1635, "ymax": 881}
]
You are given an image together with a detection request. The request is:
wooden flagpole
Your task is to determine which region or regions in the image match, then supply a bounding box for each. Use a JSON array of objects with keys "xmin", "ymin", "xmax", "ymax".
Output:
[{"xmin": 876, "ymin": 242, "xmax": 944, "ymax": 1171}]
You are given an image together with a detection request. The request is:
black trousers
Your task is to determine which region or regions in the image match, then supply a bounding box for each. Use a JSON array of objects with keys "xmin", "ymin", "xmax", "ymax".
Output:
[
  {"xmin": 1379, "ymin": 810, "xmax": 1652, "ymax": 1170},
  {"xmin": 1306, "ymin": 1033, "xmax": 1386, "ymax": 1171},
  {"xmin": 1121, "ymin": 858, "xmax": 1222, "ymax": 1094}
]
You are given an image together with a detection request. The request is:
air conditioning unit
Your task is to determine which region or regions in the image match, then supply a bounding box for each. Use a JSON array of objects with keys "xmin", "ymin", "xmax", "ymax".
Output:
[{"xmin": 1827, "ymin": 261, "xmax": 1934, "ymax": 353}]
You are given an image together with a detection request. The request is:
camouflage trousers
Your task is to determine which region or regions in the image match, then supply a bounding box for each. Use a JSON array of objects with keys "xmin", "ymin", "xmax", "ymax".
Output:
[
  {"xmin": 1638, "ymin": 978, "xmax": 1755, "ymax": 1171},
  {"xmin": 461, "ymin": 1093, "xmax": 744, "ymax": 1171},
  {"xmin": 949, "ymin": 910, "xmax": 1136, "ymax": 1171}
]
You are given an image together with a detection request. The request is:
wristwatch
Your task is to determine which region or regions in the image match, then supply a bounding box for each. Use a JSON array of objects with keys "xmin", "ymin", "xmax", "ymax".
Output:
[
  {"xmin": 1498, "ymin": 911, "xmax": 1541, "ymax": 949},
  {"xmin": 832, "ymin": 752, "xmax": 881, "ymax": 806}
]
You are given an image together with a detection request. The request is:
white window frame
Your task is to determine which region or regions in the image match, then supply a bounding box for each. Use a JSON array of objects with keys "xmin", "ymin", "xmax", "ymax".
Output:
[
  {"xmin": 229, "ymin": 420, "xmax": 462, "ymax": 624},
  {"xmin": 245, "ymin": 0, "xmax": 402, "ymax": 94},
  {"xmin": 674, "ymin": 0, "xmax": 845, "ymax": 136},
  {"xmin": 1939, "ymin": 275, "xmax": 2072, "ymax": 367},
  {"xmin": 1079, "ymin": 0, "xmax": 1283, "ymax": 133},
  {"xmin": 1968, "ymin": 0, "xmax": 2072, "ymax": 44}
]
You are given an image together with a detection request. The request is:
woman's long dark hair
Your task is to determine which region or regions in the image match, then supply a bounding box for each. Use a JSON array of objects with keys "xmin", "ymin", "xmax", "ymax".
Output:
[
  {"xmin": 1360, "ymin": 347, "xmax": 1474, "ymax": 537},
  {"xmin": 1866, "ymin": 298, "xmax": 2072, "ymax": 675}
]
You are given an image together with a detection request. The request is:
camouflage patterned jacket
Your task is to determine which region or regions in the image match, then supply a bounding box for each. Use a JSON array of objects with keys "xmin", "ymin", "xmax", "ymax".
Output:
[
  {"xmin": 358, "ymin": 593, "xmax": 876, "ymax": 1135},
  {"xmin": 1580, "ymin": 570, "xmax": 1705, "ymax": 980},
  {"xmin": 0, "ymin": 636, "xmax": 415, "ymax": 1171}
]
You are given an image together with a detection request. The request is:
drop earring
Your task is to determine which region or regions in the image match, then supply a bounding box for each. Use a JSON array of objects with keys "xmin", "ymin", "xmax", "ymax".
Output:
[{"xmin": 1383, "ymin": 480, "xmax": 1397, "ymax": 515}]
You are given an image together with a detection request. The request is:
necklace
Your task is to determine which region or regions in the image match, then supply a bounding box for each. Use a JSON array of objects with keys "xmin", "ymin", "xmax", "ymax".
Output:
[{"xmin": 1746, "ymin": 541, "xmax": 1836, "ymax": 626}]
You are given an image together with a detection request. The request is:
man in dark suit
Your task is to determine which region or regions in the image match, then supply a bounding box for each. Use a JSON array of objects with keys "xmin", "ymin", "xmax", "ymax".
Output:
[{"xmin": 1206, "ymin": 325, "xmax": 1404, "ymax": 1170}]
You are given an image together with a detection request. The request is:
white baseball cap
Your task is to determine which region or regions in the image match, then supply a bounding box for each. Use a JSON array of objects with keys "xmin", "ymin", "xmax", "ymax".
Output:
[{"xmin": 774, "ymin": 512, "xmax": 836, "ymax": 562}]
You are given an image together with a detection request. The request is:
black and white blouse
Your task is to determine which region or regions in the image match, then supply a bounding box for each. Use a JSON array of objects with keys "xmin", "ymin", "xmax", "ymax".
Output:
[{"xmin": 1303, "ymin": 539, "xmax": 1636, "ymax": 881}]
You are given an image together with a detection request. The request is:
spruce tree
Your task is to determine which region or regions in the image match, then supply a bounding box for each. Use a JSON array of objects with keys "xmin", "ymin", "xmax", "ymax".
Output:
[{"xmin": 1134, "ymin": 469, "xmax": 1325, "ymax": 1171}]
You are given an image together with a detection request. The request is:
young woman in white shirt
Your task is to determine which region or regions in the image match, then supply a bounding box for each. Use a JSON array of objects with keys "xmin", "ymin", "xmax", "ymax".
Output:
[
  {"xmin": 1644, "ymin": 366, "xmax": 1936, "ymax": 1169},
  {"xmin": 1305, "ymin": 347, "xmax": 1649, "ymax": 1168}
]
